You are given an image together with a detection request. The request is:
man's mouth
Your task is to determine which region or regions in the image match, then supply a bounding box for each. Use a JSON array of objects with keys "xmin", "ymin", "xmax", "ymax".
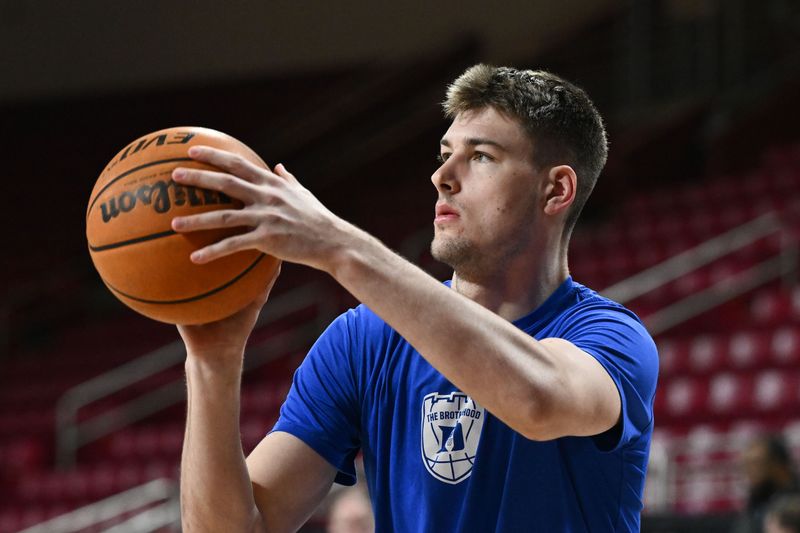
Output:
[{"xmin": 435, "ymin": 202, "xmax": 460, "ymax": 222}]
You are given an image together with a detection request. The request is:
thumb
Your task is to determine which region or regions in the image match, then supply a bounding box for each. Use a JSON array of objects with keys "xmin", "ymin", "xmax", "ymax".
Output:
[{"xmin": 275, "ymin": 163, "xmax": 298, "ymax": 183}]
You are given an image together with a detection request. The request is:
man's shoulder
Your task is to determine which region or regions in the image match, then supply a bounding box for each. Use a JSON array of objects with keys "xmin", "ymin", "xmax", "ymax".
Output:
[
  {"xmin": 563, "ymin": 279, "xmax": 650, "ymax": 332},
  {"xmin": 553, "ymin": 279, "xmax": 659, "ymax": 373},
  {"xmin": 331, "ymin": 303, "xmax": 396, "ymax": 343},
  {"xmin": 340, "ymin": 303, "xmax": 387, "ymax": 327}
]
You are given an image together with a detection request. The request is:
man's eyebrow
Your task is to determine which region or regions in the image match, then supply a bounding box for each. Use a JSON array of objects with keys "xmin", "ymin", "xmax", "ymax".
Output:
[{"xmin": 439, "ymin": 137, "xmax": 506, "ymax": 150}]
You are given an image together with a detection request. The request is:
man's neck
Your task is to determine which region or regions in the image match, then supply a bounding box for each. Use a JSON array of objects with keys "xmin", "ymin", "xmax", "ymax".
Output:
[{"xmin": 451, "ymin": 252, "xmax": 569, "ymax": 322}]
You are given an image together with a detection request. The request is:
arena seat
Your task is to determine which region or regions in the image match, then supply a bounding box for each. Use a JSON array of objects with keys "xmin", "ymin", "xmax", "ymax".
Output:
[
  {"xmin": 727, "ymin": 331, "xmax": 770, "ymax": 370},
  {"xmin": 771, "ymin": 326, "xmax": 800, "ymax": 365}
]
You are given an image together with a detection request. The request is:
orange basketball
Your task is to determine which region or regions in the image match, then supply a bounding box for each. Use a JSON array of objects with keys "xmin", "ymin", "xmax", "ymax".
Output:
[{"xmin": 86, "ymin": 126, "xmax": 280, "ymax": 325}]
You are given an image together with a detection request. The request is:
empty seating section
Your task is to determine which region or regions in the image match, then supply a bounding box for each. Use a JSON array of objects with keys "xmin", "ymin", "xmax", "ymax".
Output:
[
  {"xmin": 1, "ymin": 76, "xmax": 799, "ymax": 528},
  {"xmin": 0, "ymin": 339, "xmax": 299, "ymax": 531},
  {"xmin": 621, "ymin": 142, "xmax": 800, "ymax": 513},
  {"xmin": 570, "ymin": 143, "xmax": 800, "ymax": 295}
]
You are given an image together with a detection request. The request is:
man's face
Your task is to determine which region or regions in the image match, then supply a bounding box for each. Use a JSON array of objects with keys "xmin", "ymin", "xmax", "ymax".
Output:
[
  {"xmin": 743, "ymin": 442, "xmax": 771, "ymax": 489},
  {"xmin": 430, "ymin": 106, "xmax": 544, "ymax": 277}
]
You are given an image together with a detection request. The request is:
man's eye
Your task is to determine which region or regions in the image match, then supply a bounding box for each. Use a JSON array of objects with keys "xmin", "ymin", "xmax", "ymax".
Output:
[
  {"xmin": 436, "ymin": 153, "xmax": 450, "ymax": 164},
  {"xmin": 473, "ymin": 152, "xmax": 493, "ymax": 162}
]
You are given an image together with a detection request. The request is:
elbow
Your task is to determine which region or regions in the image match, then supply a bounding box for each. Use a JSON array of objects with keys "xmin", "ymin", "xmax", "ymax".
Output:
[
  {"xmin": 515, "ymin": 375, "xmax": 567, "ymax": 441},
  {"xmin": 517, "ymin": 396, "xmax": 562, "ymax": 441}
]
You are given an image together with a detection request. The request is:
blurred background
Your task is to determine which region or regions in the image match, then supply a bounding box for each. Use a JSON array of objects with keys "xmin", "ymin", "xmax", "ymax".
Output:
[{"xmin": 2, "ymin": 0, "xmax": 800, "ymax": 531}]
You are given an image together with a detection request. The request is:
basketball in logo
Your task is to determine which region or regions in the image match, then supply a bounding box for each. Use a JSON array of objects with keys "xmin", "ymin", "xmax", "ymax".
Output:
[{"xmin": 420, "ymin": 392, "xmax": 485, "ymax": 484}]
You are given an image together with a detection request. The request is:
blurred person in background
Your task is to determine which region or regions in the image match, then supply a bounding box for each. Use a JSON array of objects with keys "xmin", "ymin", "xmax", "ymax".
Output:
[
  {"xmin": 733, "ymin": 435, "xmax": 800, "ymax": 533},
  {"xmin": 327, "ymin": 484, "xmax": 374, "ymax": 533},
  {"xmin": 765, "ymin": 494, "xmax": 800, "ymax": 533}
]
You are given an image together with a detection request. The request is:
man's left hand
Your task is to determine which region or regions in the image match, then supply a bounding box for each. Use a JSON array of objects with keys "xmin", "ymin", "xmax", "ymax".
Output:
[{"xmin": 171, "ymin": 145, "xmax": 353, "ymax": 273}]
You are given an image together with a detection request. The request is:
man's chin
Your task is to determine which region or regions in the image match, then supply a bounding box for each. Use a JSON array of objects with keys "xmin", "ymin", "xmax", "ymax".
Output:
[{"xmin": 430, "ymin": 239, "xmax": 471, "ymax": 269}]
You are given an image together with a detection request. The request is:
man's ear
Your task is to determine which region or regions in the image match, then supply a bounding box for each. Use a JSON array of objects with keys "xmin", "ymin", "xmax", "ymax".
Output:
[{"xmin": 543, "ymin": 165, "xmax": 577, "ymax": 216}]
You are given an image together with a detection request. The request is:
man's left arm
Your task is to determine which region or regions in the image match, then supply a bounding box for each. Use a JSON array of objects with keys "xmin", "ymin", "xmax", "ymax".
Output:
[
  {"xmin": 327, "ymin": 235, "xmax": 623, "ymax": 441},
  {"xmin": 171, "ymin": 148, "xmax": 623, "ymax": 441}
]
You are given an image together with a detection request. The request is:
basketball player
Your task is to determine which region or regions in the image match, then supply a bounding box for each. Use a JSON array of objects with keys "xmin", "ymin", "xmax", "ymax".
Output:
[{"xmin": 172, "ymin": 65, "xmax": 658, "ymax": 531}]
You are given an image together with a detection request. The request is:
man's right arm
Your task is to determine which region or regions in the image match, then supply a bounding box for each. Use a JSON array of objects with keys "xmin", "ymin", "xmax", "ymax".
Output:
[
  {"xmin": 179, "ymin": 288, "xmax": 338, "ymax": 532},
  {"xmin": 181, "ymin": 354, "xmax": 337, "ymax": 532}
]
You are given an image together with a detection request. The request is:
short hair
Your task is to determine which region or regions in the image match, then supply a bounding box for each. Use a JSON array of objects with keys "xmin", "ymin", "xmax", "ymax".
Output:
[
  {"xmin": 760, "ymin": 434, "xmax": 794, "ymax": 468},
  {"xmin": 443, "ymin": 64, "xmax": 608, "ymax": 238}
]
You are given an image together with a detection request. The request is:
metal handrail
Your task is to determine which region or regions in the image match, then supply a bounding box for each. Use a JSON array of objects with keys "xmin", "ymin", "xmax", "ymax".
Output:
[
  {"xmin": 101, "ymin": 500, "xmax": 180, "ymax": 533},
  {"xmin": 600, "ymin": 209, "xmax": 798, "ymax": 335},
  {"xmin": 55, "ymin": 281, "xmax": 337, "ymax": 468},
  {"xmin": 645, "ymin": 253, "xmax": 796, "ymax": 335},
  {"xmin": 17, "ymin": 478, "xmax": 177, "ymax": 533},
  {"xmin": 602, "ymin": 211, "xmax": 783, "ymax": 304}
]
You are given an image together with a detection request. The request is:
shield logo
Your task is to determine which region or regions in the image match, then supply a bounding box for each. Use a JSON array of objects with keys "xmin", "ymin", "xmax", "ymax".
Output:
[{"xmin": 421, "ymin": 391, "xmax": 485, "ymax": 484}]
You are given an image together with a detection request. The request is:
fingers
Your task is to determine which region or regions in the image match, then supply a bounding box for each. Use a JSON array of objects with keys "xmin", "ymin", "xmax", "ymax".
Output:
[
  {"xmin": 274, "ymin": 163, "xmax": 299, "ymax": 184},
  {"xmin": 172, "ymin": 209, "xmax": 259, "ymax": 233},
  {"xmin": 187, "ymin": 146, "xmax": 268, "ymax": 183},
  {"xmin": 172, "ymin": 166, "xmax": 261, "ymax": 203},
  {"xmin": 189, "ymin": 233, "xmax": 259, "ymax": 264},
  {"xmin": 176, "ymin": 147, "xmax": 296, "ymax": 204}
]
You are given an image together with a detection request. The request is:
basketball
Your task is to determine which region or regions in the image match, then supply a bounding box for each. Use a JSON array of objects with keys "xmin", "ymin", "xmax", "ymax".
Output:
[{"xmin": 85, "ymin": 126, "xmax": 280, "ymax": 325}]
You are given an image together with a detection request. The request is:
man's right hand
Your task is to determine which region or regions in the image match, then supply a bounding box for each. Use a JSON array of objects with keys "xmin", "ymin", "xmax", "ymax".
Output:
[{"xmin": 177, "ymin": 263, "xmax": 281, "ymax": 363}]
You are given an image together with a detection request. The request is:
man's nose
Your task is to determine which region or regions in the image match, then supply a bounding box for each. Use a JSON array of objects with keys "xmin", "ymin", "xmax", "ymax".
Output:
[{"xmin": 431, "ymin": 158, "xmax": 460, "ymax": 194}]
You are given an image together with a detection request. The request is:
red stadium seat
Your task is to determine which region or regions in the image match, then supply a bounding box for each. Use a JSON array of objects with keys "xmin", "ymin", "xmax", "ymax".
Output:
[
  {"xmin": 772, "ymin": 326, "xmax": 800, "ymax": 366},
  {"xmin": 751, "ymin": 289, "xmax": 795, "ymax": 324},
  {"xmin": 727, "ymin": 331, "xmax": 770, "ymax": 370},
  {"xmin": 657, "ymin": 338, "xmax": 690, "ymax": 378},
  {"xmin": 708, "ymin": 373, "xmax": 753, "ymax": 415},
  {"xmin": 664, "ymin": 378, "xmax": 707, "ymax": 419},
  {"xmin": 688, "ymin": 335, "xmax": 726, "ymax": 374},
  {"xmin": 753, "ymin": 370, "xmax": 798, "ymax": 413}
]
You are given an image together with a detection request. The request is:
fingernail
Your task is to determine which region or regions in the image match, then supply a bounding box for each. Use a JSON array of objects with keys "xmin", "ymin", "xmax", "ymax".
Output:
[
  {"xmin": 188, "ymin": 146, "xmax": 203, "ymax": 157},
  {"xmin": 190, "ymin": 251, "xmax": 203, "ymax": 262},
  {"xmin": 171, "ymin": 217, "xmax": 183, "ymax": 230},
  {"xmin": 173, "ymin": 168, "xmax": 186, "ymax": 180}
]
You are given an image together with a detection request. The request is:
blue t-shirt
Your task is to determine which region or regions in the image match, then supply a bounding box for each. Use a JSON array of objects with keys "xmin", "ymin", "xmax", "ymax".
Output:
[{"xmin": 272, "ymin": 277, "xmax": 658, "ymax": 532}]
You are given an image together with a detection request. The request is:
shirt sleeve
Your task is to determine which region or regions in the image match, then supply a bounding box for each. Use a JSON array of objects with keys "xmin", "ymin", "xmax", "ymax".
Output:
[
  {"xmin": 271, "ymin": 309, "xmax": 362, "ymax": 485},
  {"xmin": 557, "ymin": 300, "xmax": 659, "ymax": 452}
]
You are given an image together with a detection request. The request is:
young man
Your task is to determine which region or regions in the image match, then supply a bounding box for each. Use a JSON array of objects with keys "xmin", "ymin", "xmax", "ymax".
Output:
[{"xmin": 173, "ymin": 65, "xmax": 659, "ymax": 532}]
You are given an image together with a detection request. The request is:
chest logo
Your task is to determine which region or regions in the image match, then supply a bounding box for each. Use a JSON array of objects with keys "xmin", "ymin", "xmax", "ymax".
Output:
[{"xmin": 421, "ymin": 391, "xmax": 485, "ymax": 484}]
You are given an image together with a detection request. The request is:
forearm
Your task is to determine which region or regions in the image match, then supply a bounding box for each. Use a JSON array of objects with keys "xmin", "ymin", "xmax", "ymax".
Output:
[
  {"xmin": 327, "ymin": 230, "xmax": 561, "ymax": 436},
  {"xmin": 181, "ymin": 355, "xmax": 265, "ymax": 532}
]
